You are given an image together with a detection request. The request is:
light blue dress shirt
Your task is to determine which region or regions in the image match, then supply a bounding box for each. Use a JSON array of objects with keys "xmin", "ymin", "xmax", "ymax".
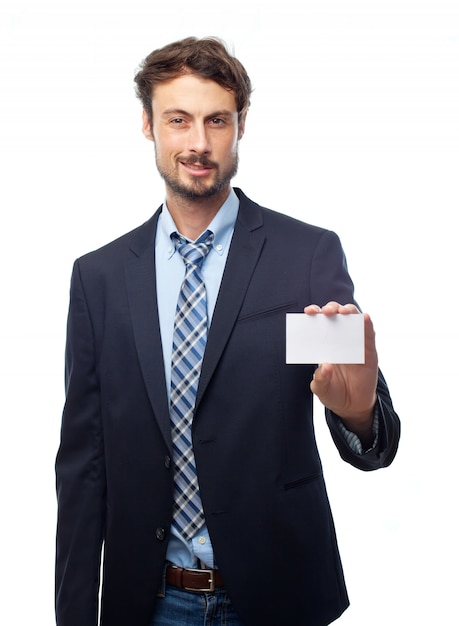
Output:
[{"xmin": 155, "ymin": 188, "xmax": 239, "ymax": 569}]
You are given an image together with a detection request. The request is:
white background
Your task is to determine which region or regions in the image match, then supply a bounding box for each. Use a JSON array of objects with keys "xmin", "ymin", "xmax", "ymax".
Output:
[{"xmin": 1, "ymin": 1, "xmax": 458, "ymax": 624}]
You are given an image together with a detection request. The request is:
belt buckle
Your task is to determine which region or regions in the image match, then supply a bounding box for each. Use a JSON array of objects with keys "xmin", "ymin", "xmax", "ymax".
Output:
[{"xmin": 184, "ymin": 567, "xmax": 216, "ymax": 593}]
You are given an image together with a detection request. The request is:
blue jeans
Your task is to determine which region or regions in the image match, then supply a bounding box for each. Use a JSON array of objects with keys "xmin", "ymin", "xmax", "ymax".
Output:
[{"xmin": 150, "ymin": 584, "xmax": 244, "ymax": 626}]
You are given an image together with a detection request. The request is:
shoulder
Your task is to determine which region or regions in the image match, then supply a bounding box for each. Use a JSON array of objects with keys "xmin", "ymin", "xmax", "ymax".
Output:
[
  {"xmin": 234, "ymin": 187, "xmax": 341, "ymax": 248},
  {"xmin": 76, "ymin": 210, "xmax": 160, "ymax": 273}
]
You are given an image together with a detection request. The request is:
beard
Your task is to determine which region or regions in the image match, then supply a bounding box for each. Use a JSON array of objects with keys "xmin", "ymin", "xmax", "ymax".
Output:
[{"xmin": 155, "ymin": 150, "xmax": 239, "ymax": 201}]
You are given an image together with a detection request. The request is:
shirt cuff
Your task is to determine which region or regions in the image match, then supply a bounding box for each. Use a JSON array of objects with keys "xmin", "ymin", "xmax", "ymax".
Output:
[{"xmin": 334, "ymin": 403, "xmax": 380, "ymax": 455}]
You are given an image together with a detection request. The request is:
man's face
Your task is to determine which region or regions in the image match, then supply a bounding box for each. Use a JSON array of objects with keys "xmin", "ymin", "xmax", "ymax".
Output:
[{"xmin": 143, "ymin": 73, "xmax": 245, "ymax": 201}]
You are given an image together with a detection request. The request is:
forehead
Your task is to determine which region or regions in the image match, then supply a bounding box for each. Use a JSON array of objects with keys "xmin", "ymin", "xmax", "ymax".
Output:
[{"xmin": 152, "ymin": 73, "xmax": 237, "ymax": 115}]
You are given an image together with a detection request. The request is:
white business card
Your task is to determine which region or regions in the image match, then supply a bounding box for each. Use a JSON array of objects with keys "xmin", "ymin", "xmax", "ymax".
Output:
[{"xmin": 286, "ymin": 313, "xmax": 365, "ymax": 364}]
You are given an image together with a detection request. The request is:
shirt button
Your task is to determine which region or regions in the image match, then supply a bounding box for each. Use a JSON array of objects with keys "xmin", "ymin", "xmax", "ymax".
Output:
[
  {"xmin": 216, "ymin": 244, "xmax": 223, "ymax": 252},
  {"xmin": 198, "ymin": 536, "xmax": 206, "ymax": 545}
]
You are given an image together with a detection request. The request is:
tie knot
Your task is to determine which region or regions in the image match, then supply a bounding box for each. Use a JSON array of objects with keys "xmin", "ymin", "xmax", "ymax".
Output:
[{"xmin": 172, "ymin": 230, "xmax": 214, "ymax": 268}]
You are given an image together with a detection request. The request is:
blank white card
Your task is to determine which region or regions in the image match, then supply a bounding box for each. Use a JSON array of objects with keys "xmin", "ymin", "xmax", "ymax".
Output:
[{"xmin": 286, "ymin": 313, "xmax": 365, "ymax": 364}]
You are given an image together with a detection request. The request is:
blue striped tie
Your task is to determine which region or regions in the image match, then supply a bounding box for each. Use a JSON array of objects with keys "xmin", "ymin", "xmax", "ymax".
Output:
[{"xmin": 170, "ymin": 230, "xmax": 214, "ymax": 541}]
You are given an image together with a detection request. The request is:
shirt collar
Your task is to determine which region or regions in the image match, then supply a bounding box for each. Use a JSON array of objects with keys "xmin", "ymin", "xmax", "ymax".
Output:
[{"xmin": 158, "ymin": 188, "xmax": 239, "ymax": 259}]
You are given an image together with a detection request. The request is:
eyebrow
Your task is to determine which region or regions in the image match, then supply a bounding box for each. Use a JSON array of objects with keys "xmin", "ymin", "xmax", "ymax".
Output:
[
  {"xmin": 161, "ymin": 108, "xmax": 189, "ymax": 118},
  {"xmin": 161, "ymin": 108, "xmax": 236, "ymax": 119}
]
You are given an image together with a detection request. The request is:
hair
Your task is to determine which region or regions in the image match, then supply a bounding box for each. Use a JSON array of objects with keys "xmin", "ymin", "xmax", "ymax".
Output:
[{"xmin": 134, "ymin": 37, "xmax": 252, "ymax": 127}]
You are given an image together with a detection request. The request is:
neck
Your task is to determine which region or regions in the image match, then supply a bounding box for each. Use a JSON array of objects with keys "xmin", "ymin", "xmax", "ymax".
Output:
[{"xmin": 166, "ymin": 187, "xmax": 230, "ymax": 240}]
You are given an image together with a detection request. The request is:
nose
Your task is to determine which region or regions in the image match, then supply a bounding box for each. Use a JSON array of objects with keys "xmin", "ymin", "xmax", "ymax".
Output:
[{"xmin": 187, "ymin": 121, "xmax": 211, "ymax": 155}]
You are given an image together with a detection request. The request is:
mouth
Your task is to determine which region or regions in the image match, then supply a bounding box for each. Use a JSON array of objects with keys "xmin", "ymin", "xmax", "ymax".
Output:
[{"xmin": 179, "ymin": 158, "xmax": 216, "ymax": 177}]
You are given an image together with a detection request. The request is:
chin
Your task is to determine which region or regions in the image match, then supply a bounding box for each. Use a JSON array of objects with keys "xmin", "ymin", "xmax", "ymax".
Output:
[{"xmin": 170, "ymin": 177, "xmax": 229, "ymax": 201}]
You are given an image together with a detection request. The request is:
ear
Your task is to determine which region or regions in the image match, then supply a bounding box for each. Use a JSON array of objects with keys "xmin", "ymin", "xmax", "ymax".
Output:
[
  {"xmin": 142, "ymin": 110, "xmax": 154, "ymax": 141},
  {"xmin": 238, "ymin": 110, "xmax": 248, "ymax": 140}
]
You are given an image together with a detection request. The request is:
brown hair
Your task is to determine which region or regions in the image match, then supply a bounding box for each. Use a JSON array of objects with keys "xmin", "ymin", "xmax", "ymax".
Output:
[{"xmin": 134, "ymin": 37, "xmax": 252, "ymax": 127}]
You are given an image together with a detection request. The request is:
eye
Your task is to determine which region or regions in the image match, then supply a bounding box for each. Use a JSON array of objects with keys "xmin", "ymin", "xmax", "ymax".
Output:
[
  {"xmin": 170, "ymin": 117, "xmax": 185, "ymax": 125},
  {"xmin": 209, "ymin": 117, "xmax": 225, "ymax": 126}
]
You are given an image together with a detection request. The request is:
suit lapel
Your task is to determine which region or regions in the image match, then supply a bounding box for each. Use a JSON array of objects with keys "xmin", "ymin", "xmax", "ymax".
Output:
[
  {"xmin": 123, "ymin": 191, "xmax": 266, "ymax": 441},
  {"xmin": 196, "ymin": 190, "xmax": 265, "ymax": 407},
  {"xmin": 124, "ymin": 210, "xmax": 173, "ymax": 452}
]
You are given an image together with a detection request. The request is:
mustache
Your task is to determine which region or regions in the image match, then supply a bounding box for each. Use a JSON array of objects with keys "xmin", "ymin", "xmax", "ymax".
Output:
[{"xmin": 179, "ymin": 155, "xmax": 217, "ymax": 168}]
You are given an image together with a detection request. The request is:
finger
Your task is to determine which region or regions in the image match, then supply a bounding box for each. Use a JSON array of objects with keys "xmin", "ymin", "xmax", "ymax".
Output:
[
  {"xmin": 340, "ymin": 303, "xmax": 360, "ymax": 315},
  {"xmin": 303, "ymin": 304, "xmax": 321, "ymax": 315},
  {"xmin": 320, "ymin": 301, "xmax": 341, "ymax": 315},
  {"xmin": 322, "ymin": 302, "xmax": 360, "ymax": 315},
  {"xmin": 363, "ymin": 313, "xmax": 378, "ymax": 365},
  {"xmin": 304, "ymin": 302, "xmax": 360, "ymax": 316},
  {"xmin": 310, "ymin": 363, "xmax": 332, "ymax": 397}
]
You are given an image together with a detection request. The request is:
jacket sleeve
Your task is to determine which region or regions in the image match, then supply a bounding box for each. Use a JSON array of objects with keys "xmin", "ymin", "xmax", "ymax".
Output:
[
  {"xmin": 325, "ymin": 369, "xmax": 401, "ymax": 471},
  {"xmin": 55, "ymin": 260, "xmax": 106, "ymax": 626},
  {"xmin": 309, "ymin": 229, "xmax": 401, "ymax": 471}
]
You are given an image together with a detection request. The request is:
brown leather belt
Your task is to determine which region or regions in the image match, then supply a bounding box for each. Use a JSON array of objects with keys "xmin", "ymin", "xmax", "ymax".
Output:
[{"xmin": 166, "ymin": 565, "xmax": 224, "ymax": 593}]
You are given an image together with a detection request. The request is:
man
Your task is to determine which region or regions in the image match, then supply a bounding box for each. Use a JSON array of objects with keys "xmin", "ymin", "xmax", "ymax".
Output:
[{"xmin": 55, "ymin": 37, "xmax": 400, "ymax": 626}]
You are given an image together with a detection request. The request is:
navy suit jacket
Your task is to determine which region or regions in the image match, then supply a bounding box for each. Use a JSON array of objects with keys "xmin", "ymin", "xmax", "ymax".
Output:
[{"xmin": 55, "ymin": 188, "xmax": 400, "ymax": 626}]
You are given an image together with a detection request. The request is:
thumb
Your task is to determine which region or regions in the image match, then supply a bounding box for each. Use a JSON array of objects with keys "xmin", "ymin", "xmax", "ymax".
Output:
[{"xmin": 310, "ymin": 363, "xmax": 332, "ymax": 397}]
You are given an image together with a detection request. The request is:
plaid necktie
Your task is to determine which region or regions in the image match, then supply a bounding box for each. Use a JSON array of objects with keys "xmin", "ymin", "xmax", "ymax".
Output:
[{"xmin": 170, "ymin": 230, "xmax": 214, "ymax": 541}]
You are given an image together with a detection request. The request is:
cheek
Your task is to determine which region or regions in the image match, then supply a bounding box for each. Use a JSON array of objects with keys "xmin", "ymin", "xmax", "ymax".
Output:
[
  {"xmin": 154, "ymin": 137, "xmax": 180, "ymax": 162},
  {"xmin": 153, "ymin": 127, "xmax": 180, "ymax": 150},
  {"xmin": 221, "ymin": 134, "xmax": 239, "ymax": 157}
]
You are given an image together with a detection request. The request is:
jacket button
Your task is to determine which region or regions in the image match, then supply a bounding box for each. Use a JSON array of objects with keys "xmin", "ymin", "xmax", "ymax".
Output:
[
  {"xmin": 156, "ymin": 528, "xmax": 166, "ymax": 541},
  {"xmin": 165, "ymin": 456, "xmax": 171, "ymax": 469}
]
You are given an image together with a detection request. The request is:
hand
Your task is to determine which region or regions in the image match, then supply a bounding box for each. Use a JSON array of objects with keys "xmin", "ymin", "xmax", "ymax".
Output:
[{"xmin": 304, "ymin": 302, "xmax": 378, "ymax": 444}]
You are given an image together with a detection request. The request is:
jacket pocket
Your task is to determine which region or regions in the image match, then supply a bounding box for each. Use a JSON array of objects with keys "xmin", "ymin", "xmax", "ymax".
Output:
[
  {"xmin": 238, "ymin": 299, "xmax": 298, "ymax": 322},
  {"xmin": 284, "ymin": 471, "xmax": 323, "ymax": 491}
]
